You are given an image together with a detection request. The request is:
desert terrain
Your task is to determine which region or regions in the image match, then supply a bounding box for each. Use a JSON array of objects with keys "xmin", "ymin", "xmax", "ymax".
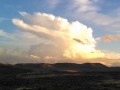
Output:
[{"xmin": 0, "ymin": 63, "xmax": 120, "ymax": 90}]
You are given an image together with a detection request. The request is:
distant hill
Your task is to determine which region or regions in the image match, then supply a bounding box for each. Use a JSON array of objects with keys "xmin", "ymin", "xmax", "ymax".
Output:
[
  {"xmin": 0, "ymin": 62, "xmax": 31, "ymax": 74},
  {"xmin": 79, "ymin": 63, "xmax": 107, "ymax": 68},
  {"xmin": 0, "ymin": 62, "xmax": 11, "ymax": 67},
  {"xmin": 13, "ymin": 62, "xmax": 108, "ymax": 72},
  {"xmin": 1, "ymin": 62, "xmax": 120, "ymax": 73}
]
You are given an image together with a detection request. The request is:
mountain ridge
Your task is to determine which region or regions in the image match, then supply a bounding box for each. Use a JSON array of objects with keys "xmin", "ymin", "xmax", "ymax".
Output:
[{"xmin": 1, "ymin": 62, "xmax": 120, "ymax": 73}]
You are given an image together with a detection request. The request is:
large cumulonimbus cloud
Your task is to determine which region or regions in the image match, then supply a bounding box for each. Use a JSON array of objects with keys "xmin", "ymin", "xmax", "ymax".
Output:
[{"xmin": 12, "ymin": 12, "xmax": 105, "ymax": 63}]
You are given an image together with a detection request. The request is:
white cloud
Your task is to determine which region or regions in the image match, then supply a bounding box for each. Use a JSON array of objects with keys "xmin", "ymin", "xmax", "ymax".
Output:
[
  {"xmin": 0, "ymin": 47, "xmax": 41, "ymax": 64},
  {"xmin": 0, "ymin": 11, "xmax": 119, "ymax": 65},
  {"xmin": 0, "ymin": 30, "xmax": 16, "ymax": 39},
  {"xmin": 69, "ymin": 0, "xmax": 120, "ymax": 32},
  {"xmin": 70, "ymin": 0, "xmax": 99, "ymax": 12},
  {"xmin": 0, "ymin": 46, "xmax": 119, "ymax": 66},
  {"xmin": 0, "ymin": 18, "xmax": 9, "ymax": 22},
  {"xmin": 0, "ymin": 29, "xmax": 55, "ymax": 53},
  {"xmin": 102, "ymin": 50, "xmax": 120, "ymax": 59},
  {"xmin": 11, "ymin": 12, "xmax": 120, "ymax": 65},
  {"xmin": 12, "ymin": 12, "xmax": 105, "ymax": 61},
  {"xmin": 30, "ymin": 55, "xmax": 40, "ymax": 59},
  {"xmin": 46, "ymin": 0, "xmax": 61, "ymax": 9},
  {"xmin": 0, "ymin": 28, "xmax": 50, "ymax": 45}
]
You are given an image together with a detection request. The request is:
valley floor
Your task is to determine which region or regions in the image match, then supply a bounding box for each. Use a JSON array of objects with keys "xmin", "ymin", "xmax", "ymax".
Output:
[{"xmin": 0, "ymin": 71, "xmax": 120, "ymax": 90}]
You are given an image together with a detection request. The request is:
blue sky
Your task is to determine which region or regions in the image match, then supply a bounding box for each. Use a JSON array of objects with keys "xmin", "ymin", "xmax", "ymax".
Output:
[{"xmin": 0, "ymin": 0, "xmax": 120, "ymax": 66}]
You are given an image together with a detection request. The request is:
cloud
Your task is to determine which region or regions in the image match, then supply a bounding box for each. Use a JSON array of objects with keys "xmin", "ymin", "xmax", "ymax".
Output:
[
  {"xmin": 0, "ymin": 11, "xmax": 118, "ymax": 65},
  {"xmin": 68, "ymin": 0, "xmax": 120, "ymax": 31},
  {"xmin": 101, "ymin": 50, "xmax": 120, "ymax": 59},
  {"xmin": 0, "ymin": 18, "xmax": 9, "ymax": 22},
  {"xmin": 30, "ymin": 55, "xmax": 40, "ymax": 59},
  {"xmin": 111, "ymin": 61, "xmax": 120, "ymax": 67},
  {"xmin": 0, "ymin": 46, "xmax": 118, "ymax": 66},
  {"xmin": 0, "ymin": 30, "xmax": 16, "ymax": 39},
  {"xmin": 70, "ymin": 0, "xmax": 99, "ymax": 12},
  {"xmin": 12, "ymin": 12, "xmax": 105, "ymax": 62},
  {"xmin": 0, "ymin": 29, "xmax": 51, "ymax": 46},
  {"xmin": 13, "ymin": 31, "xmax": 51, "ymax": 44},
  {"xmin": 28, "ymin": 43, "xmax": 63, "ymax": 58},
  {"xmin": 0, "ymin": 48, "xmax": 3, "ymax": 54},
  {"xmin": 0, "ymin": 46, "xmax": 71, "ymax": 64},
  {"xmin": 0, "ymin": 47, "xmax": 43, "ymax": 64},
  {"xmin": 98, "ymin": 34, "xmax": 120, "ymax": 42},
  {"xmin": 73, "ymin": 38, "xmax": 96, "ymax": 45},
  {"xmin": 46, "ymin": 0, "xmax": 61, "ymax": 9}
]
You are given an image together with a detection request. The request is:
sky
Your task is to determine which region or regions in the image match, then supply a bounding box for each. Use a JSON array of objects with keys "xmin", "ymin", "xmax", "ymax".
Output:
[{"xmin": 0, "ymin": 0, "xmax": 120, "ymax": 66}]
